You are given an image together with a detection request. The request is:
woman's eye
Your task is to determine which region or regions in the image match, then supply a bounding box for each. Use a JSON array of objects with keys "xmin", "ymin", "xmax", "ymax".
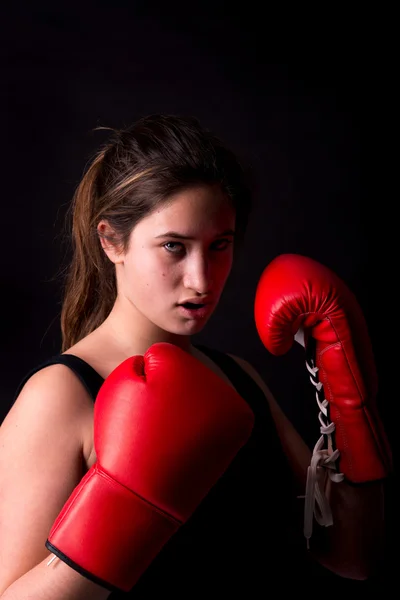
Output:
[
  {"xmin": 163, "ymin": 239, "xmax": 232, "ymax": 255},
  {"xmin": 212, "ymin": 239, "xmax": 232, "ymax": 251},
  {"xmin": 164, "ymin": 242, "xmax": 184, "ymax": 254}
]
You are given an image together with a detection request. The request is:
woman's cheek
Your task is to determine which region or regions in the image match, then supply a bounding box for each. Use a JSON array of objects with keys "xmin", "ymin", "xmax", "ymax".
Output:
[{"xmin": 216, "ymin": 256, "xmax": 233, "ymax": 281}]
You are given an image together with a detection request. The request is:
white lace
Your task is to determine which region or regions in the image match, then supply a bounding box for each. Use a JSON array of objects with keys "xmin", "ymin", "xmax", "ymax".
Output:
[{"xmin": 299, "ymin": 360, "xmax": 344, "ymax": 549}]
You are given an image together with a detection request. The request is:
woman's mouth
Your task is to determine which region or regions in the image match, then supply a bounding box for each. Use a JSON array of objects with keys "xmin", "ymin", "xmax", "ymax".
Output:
[{"xmin": 177, "ymin": 302, "xmax": 212, "ymax": 319}]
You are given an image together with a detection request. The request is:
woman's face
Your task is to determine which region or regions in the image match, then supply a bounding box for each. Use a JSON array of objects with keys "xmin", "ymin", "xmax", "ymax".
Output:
[{"xmin": 115, "ymin": 184, "xmax": 236, "ymax": 335}]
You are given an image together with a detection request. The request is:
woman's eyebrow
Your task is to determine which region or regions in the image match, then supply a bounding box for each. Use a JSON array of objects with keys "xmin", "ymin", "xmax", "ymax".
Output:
[{"xmin": 154, "ymin": 229, "xmax": 235, "ymax": 240}]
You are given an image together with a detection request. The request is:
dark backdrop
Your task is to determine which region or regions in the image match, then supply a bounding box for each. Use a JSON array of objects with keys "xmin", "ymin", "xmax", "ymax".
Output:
[{"xmin": 1, "ymin": 1, "xmax": 394, "ymax": 587}]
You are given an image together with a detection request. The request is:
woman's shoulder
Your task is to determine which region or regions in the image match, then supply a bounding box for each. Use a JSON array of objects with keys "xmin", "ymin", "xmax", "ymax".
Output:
[
  {"xmin": 8, "ymin": 332, "xmax": 107, "ymax": 428},
  {"xmin": 16, "ymin": 332, "xmax": 102, "ymax": 399},
  {"xmin": 12, "ymin": 358, "xmax": 95, "ymax": 422},
  {"xmin": 1, "ymin": 360, "xmax": 93, "ymax": 465}
]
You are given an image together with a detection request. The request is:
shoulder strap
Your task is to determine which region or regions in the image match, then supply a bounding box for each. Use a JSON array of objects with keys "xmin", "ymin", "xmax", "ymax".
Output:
[
  {"xmin": 15, "ymin": 345, "xmax": 269, "ymax": 413},
  {"xmin": 13, "ymin": 354, "xmax": 104, "ymax": 404}
]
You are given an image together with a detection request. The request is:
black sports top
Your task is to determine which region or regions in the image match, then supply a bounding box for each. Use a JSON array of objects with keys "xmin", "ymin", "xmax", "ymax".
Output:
[{"xmin": 14, "ymin": 344, "xmax": 325, "ymax": 594}]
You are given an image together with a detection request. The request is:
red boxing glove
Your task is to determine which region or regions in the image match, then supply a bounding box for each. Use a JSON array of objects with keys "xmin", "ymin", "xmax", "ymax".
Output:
[
  {"xmin": 254, "ymin": 254, "xmax": 392, "ymax": 542},
  {"xmin": 46, "ymin": 342, "xmax": 254, "ymax": 592},
  {"xmin": 254, "ymin": 253, "xmax": 391, "ymax": 482}
]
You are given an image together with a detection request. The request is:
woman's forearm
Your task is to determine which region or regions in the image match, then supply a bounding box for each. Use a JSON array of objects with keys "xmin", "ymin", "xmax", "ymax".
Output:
[
  {"xmin": 1, "ymin": 555, "xmax": 111, "ymax": 600},
  {"xmin": 311, "ymin": 477, "xmax": 386, "ymax": 580}
]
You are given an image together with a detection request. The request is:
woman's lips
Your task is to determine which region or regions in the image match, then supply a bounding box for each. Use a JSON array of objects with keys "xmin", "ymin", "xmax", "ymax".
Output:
[{"xmin": 177, "ymin": 303, "xmax": 212, "ymax": 319}]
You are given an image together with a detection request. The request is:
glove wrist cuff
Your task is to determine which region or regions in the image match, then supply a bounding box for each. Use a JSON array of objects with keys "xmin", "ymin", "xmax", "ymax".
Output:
[{"xmin": 46, "ymin": 464, "xmax": 181, "ymax": 592}]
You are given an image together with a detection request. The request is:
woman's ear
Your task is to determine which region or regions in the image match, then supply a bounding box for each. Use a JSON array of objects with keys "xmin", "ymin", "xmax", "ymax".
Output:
[{"xmin": 97, "ymin": 220, "xmax": 125, "ymax": 264}]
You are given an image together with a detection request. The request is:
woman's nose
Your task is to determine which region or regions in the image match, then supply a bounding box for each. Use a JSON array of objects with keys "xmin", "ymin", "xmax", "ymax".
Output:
[{"xmin": 183, "ymin": 255, "xmax": 213, "ymax": 294}]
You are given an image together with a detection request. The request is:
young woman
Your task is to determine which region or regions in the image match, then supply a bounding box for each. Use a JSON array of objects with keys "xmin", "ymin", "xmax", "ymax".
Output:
[{"xmin": 0, "ymin": 114, "xmax": 388, "ymax": 598}]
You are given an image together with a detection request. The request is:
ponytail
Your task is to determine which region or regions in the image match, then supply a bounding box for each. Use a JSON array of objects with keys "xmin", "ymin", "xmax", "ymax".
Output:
[{"xmin": 60, "ymin": 150, "xmax": 116, "ymax": 351}]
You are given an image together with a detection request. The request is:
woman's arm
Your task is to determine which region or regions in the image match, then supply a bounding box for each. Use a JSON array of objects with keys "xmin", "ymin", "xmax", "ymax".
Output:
[
  {"xmin": 1, "ymin": 556, "xmax": 111, "ymax": 599},
  {"xmin": 0, "ymin": 365, "xmax": 110, "ymax": 599},
  {"xmin": 229, "ymin": 354, "xmax": 386, "ymax": 581}
]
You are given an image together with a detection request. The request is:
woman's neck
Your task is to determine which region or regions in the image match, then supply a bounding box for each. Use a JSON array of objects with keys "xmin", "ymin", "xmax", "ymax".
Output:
[{"xmin": 96, "ymin": 300, "xmax": 194, "ymax": 360}]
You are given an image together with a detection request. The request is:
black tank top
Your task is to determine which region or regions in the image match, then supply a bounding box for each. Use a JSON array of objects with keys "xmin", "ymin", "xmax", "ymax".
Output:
[{"xmin": 14, "ymin": 344, "xmax": 322, "ymax": 593}]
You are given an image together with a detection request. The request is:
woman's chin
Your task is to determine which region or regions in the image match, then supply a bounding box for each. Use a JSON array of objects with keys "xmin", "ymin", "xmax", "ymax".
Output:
[{"xmin": 166, "ymin": 317, "xmax": 211, "ymax": 336}]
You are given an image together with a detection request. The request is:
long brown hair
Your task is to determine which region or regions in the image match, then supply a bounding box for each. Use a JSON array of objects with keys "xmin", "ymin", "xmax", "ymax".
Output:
[{"xmin": 60, "ymin": 114, "xmax": 253, "ymax": 352}]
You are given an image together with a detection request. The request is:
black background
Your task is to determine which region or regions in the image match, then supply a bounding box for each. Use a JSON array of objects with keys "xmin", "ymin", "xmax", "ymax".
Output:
[{"xmin": 1, "ymin": 0, "xmax": 395, "ymax": 587}]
